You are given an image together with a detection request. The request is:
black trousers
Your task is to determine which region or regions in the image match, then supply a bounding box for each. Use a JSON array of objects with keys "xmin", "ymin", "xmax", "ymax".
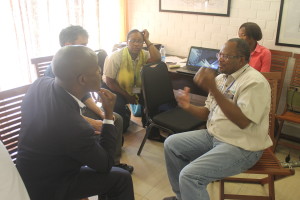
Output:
[
  {"xmin": 81, "ymin": 108, "xmax": 123, "ymax": 165},
  {"xmin": 67, "ymin": 166, "xmax": 134, "ymax": 200}
]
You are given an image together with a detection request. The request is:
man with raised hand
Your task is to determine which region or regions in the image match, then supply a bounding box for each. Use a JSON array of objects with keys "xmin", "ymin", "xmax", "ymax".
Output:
[{"xmin": 163, "ymin": 38, "xmax": 272, "ymax": 200}]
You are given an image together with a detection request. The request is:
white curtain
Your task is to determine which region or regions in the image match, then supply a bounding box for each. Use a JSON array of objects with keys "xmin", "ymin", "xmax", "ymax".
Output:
[{"xmin": 0, "ymin": 0, "xmax": 126, "ymax": 91}]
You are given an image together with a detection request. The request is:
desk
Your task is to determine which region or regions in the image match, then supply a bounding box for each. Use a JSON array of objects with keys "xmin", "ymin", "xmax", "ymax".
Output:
[
  {"xmin": 165, "ymin": 55, "xmax": 207, "ymax": 96},
  {"xmin": 168, "ymin": 67, "xmax": 208, "ymax": 97},
  {"xmin": 168, "ymin": 67, "xmax": 208, "ymax": 106}
]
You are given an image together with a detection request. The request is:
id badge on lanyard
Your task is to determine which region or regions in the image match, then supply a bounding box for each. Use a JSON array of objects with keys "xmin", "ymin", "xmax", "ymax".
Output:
[{"xmin": 133, "ymin": 85, "xmax": 141, "ymax": 94}]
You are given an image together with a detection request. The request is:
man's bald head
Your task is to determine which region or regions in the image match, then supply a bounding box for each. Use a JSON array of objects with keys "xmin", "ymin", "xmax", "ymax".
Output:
[
  {"xmin": 53, "ymin": 45, "xmax": 97, "ymax": 82},
  {"xmin": 52, "ymin": 46, "xmax": 101, "ymax": 94}
]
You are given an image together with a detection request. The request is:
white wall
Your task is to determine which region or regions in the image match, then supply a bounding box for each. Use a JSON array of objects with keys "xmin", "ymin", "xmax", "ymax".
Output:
[{"xmin": 127, "ymin": 0, "xmax": 300, "ymax": 132}]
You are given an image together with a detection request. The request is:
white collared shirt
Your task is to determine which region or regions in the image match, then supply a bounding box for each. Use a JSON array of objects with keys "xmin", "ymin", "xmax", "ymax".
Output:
[
  {"xmin": 67, "ymin": 92, "xmax": 86, "ymax": 114},
  {"xmin": 67, "ymin": 92, "xmax": 114, "ymax": 125},
  {"xmin": 205, "ymin": 64, "xmax": 273, "ymax": 151}
]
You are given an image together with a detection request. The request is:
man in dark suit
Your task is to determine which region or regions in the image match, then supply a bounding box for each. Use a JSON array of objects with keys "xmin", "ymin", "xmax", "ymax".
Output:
[
  {"xmin": 45, "ymin": 25, "xmax": 134, "ymax": 173},
  {"xmin": 16, "ymin": 45, "xmax": 134, "ymax": 200}
]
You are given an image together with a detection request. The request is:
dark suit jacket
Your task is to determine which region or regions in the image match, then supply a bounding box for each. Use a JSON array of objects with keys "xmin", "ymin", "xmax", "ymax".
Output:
[{"xmin": 16, "ymin": 77, "xmax": 117, "ymax": 200}]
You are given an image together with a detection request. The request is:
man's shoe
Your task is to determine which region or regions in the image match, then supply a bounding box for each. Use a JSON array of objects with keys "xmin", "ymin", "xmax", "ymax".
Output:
[
  {"xmin": 162, "ymin": 197, "xmax": 177, "ymax": 200},
  {"xmin": 148, "ymin": 134, "xmax": 166, "ymax": 143},
  {"xmin": 147, "ymin": 127, "xmax": 166, "ymax": 143},
  {"xmin": 115, "ymin": 163, "xmax": 134, "ymax": 173}
]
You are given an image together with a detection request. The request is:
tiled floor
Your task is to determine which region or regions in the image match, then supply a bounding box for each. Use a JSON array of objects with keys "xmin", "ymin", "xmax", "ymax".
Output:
[{"xmin": 91, "ymin": 117, "xmax": 300, "ymax": 200}]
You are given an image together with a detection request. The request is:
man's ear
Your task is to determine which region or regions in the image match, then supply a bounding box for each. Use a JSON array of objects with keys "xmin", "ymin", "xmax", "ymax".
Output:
[
  {"xmin": 239, "ymin": 56, "xmax": 246, "ymax": 65},
  {"xmin": 77, "ymin": 74, "xmax": 86, "ymax": 86}
]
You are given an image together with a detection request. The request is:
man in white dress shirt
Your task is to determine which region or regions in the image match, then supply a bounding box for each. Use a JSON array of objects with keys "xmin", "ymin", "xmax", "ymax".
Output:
[{"xmin": 0, "ymin": 141, "xmax": 30, "ymax": 200}]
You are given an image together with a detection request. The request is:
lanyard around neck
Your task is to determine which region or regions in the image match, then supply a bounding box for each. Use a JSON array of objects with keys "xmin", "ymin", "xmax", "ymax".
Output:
[
  {"xmin": 222, "ymin": 66, "xmax": 249, "ymax": 94},
  {"xmin": 132, "ymin": 59, "xmax": 138, "ymax": 86}
]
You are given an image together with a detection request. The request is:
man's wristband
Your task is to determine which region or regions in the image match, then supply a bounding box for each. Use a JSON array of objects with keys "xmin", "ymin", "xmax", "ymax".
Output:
[{"xmin": 103, "ymin": 119, "xmax": 114, "ymax": 125}]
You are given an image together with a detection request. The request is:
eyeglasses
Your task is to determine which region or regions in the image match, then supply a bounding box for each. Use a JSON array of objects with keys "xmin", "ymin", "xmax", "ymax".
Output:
[
  {"xmin": 216, "ymin": 53, "xmax": 243, "ymax": 60},
  {"xmin": 128, "ymin": 39, "xmax": 144, "ymax": 45}
]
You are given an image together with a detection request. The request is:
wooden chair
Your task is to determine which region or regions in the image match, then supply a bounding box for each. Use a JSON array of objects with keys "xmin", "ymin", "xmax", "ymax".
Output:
[
  {"xmin": 0, "ymin": 84, "xmax": 31, "ymax": 163},
  {"xmin": 261, "ymin": 72, "xmax": 282, "ymax": 142},
  {"xmin": 220, "ymin": 79, "xmax": 295, "ymax": 200},
  {"xmin": 31, "ymin": 55, "xmax": 53, "ymax": 78},
  {"xmin": 275, "ymin": 53, "xmax": 300, "ymax": 151},
  {"xmin": 261, "ymin": 72, "xmax": 281, "ymax": 82},
  {"xmin": 270, "ymin": 49, "xmax": 293, "ymax": 107}
]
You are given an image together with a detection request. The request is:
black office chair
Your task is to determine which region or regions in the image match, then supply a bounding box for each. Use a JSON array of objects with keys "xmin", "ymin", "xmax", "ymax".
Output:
[
  {"xmin": 95, "ymin": 49, "xmax": 108, "ymax": 75},
  {"xmin": 137, "ymin": 62, "xmax": 206, "ymax": 155}
]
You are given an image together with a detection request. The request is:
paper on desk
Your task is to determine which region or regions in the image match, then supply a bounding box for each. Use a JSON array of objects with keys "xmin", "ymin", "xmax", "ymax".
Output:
[
  {"xmin": 178, "ymin": 62, "xmax": 186, "ymax": 67},
  {"xmin": 165, "ymin": 56, "xmax": 187, "ymax": 64}
]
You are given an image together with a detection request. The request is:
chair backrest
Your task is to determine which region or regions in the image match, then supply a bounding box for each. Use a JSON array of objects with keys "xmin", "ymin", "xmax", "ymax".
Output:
[
  {"xmin": 141, "ymin": 62, "xmax": 177, "ymax": 118},
  {"xmin": 95, "ymin": 49, "xmax": 108, "ymax": 75},
  {"xmin": 267, "ymin": 79, "xmax": 277, "ymax": 146},
  {"xmin": 31, "ymin": 55, "xmax": 53, "ymax": 78},
  {"xmin": 269, "ymin": 49, "xmax": 293, "ymax": 106},
  {"xmin": 290, "ymin": 53, "xmax": 300, "ymax": 86},
  {"xmin": 261, "ymin": 71, "xmax": 281, "ymax": 81},
  {"xmin": 261, "ymin": 72, "xmax": 281, "ymax": 110},
  {"xmin": 0, "ymin": 84, "xmax": 30, "ymax": 163}
]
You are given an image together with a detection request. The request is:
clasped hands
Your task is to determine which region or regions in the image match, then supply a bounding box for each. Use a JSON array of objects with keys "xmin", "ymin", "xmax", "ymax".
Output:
[
  {"xmin": 193, "ymin": 67, "xmax": 218, "ymax": 92},
  {"xmin": 98, "ymin": 88, "xmax": 116, "ymax": 120},
  {"xmin": 86, "ymin": 89, "xmax": 116, "ymax": 135}
]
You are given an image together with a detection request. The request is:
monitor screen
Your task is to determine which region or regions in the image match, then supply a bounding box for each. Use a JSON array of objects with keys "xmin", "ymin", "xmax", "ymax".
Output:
[{"xmin": 187, "ymin": 47, "xmax": 219, "ymax": 70}]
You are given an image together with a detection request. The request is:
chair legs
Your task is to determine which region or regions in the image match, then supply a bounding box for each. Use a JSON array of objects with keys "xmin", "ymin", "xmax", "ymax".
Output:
[
  {"xmin": 220, "ymin": 175, "xmax": 275, "ymax": 200},
  {"xmin": 137, "ymin": 124, "xmax": 153, "ymax": 155},
  {"xmin": 273, "ymin": 119, "xmax": 284, "ymax": 152},
  {"xmin": 268, "ymin": 175, "xmax": 275, "ymax": 200},
  {"xmin": 219, "ymin": 180, "xmax": 225, "ymax": 200},
  {"xmin": 274, "ymin": 119, "xmax": 300, "ymax": 151}
]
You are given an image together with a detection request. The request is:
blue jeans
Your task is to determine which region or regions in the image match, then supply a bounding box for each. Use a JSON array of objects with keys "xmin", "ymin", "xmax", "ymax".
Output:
[{"xmin": 164, "ymin": 129, "xmax": 263, "ymax": 200}]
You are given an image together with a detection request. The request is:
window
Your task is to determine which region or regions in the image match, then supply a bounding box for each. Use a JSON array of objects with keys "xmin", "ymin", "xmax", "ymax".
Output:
[{"xmin": 0, "ymin": 0, "xmax": 127, "ymax": 91}]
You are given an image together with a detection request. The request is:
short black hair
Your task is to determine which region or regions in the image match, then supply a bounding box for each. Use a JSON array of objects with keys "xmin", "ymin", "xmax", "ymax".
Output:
[
  {"xmin": 239, "ymin": 22, "xmax": 262, "ymax": 41},
  {"xmin": 228, "ymin": 38, "xmax": 250, "ymax": 62},
  {"xmin": 59, "ymin": 25, "xmax": 89, "ymax": 47},
  {"xmin": 126, "ymin": 29, "xmax": 143, "ymax": 41}
]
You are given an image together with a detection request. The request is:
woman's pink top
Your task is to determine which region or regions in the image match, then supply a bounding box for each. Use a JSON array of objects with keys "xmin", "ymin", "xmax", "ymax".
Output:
[{"xmin": 249, "ymin": 43, "xmax": 271, "ymax": 72}]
